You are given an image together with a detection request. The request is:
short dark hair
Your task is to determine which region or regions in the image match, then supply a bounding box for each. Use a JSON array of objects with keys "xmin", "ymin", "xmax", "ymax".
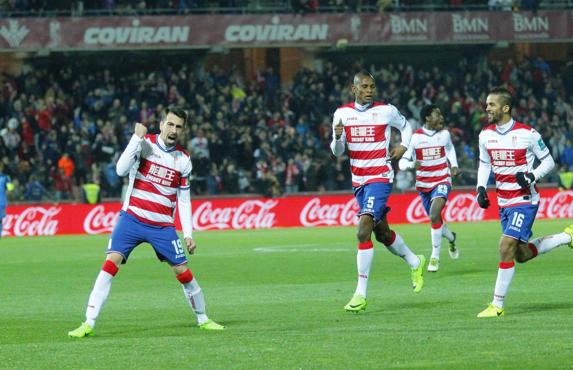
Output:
[
  {"xmin": 489, "ymin": 87, "xmax": 513, "ymax": 111},
  {"xmin": 163, "ymin": 106, "xmax": 187, "ymax": 124},
  {"xmin": 420, "ymin": 104, "xmax": 439, "ymax": 124},
  {"xmin": 353, "ymin": 70, "xmax": 375, "ymax": 85}
]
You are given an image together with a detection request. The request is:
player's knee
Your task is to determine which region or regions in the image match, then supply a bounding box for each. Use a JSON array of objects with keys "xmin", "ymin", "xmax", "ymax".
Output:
[
  {"xmin": 375, "ymin": 229, "xmax": 393, "ymax": 245},
  {"xmin": 356, "ymin": 228, "xmax": 371, "ymax": 243},
  {"xmin": 429, "ymin": 213, "xmax": 442, "ymax": 225}
]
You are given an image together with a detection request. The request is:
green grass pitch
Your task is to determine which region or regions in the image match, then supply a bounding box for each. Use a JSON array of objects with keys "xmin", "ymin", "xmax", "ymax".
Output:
[{"xmin": 1, "ymin": 219, "xmax": 573, "ymax": 369}]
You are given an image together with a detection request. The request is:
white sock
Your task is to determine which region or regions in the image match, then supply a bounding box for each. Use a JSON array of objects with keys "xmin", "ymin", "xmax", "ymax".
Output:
[
  {"xmin": 182, "ymin": 278, "xmax": 209, "ymax": 325},
  {"xmin": 492, "ymin": 262, "xmax": 515, "ymax": 308},
  {"xmin": 85, "ymin": 270, "xmax": 115, "ymax": 328},
  {"xmin": 442, "ymin": 224, "xmax": 455, "ymax": 242},
  {"xmin": 530, "ymin": 232, "xmax": 572, "ymax": 255},
  {"xmin": 355, "ymin": 247, "xmax": 373, "ymax": 297},
  {"xmin": 431, "ymin": 225, "xmax": 442, "ymax": 259},
  {"xmin": 385, "ymin": 231, "xmax": 420, "ymax": 268}
]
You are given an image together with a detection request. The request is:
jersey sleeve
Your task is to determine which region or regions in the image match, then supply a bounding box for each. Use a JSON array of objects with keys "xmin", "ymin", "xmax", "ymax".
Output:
[
  {"xmin": 529, "ymin": 129, "xmax": 551, "ymax": 160},
  {"xmin": 444, "ymin": 131, "xmax": 459, "ymax": 168},
  {"xmin": 330, "ymin": 109, "xmax": 346, "ymax": 156},
  {"xmin": 388, "ymin": 104, "xmax": 412, "ymax": 147},
  {"xmin": 179, "ymin": 156, "xmax": 192, "ymax": 189}
]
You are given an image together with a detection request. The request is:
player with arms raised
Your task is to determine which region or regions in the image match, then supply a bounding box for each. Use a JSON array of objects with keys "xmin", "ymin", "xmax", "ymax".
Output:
[
  {"xmin": 331, "ymin": 71, "xmax": 426, "ymax": 313},
  {"xmin": 476, "ymin": 87, "xmax": 573, "ymax": 318},
  {"xmin": 69, "ymin": 107, "xmax": 224, "ymax": 337},
  {"xmin": 399, "ymin": 104, "xmax": 459, "ymax": 272}
]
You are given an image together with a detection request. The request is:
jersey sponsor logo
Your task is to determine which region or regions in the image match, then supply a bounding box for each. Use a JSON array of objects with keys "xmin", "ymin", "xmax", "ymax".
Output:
[
  {"xmin": 346, "ymin": 117, "xmax": 358, "ymax": 121},
  {"xmin": 416, "ymin": 146, "xmax": 444, "ymax": 160},
  {"xmin": 490, "ymin": 149, "xmax": 517, "ymax": 166},
  {"xmin": 139, "ymin": 159, "xmax": 180, "ymax": 187},
  {"xmin": 349, "ymin": 126, "xmax": 376, "ymax": 142},
  {"xmin": 538, "ymin": 138, "xmax": 546, "ymax": 150},
  {"xmin": 487, "ymin": 139, "xmax": 498, "ymax": 144}
]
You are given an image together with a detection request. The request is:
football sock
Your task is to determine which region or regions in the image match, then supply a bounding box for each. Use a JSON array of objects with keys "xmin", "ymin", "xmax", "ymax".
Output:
[
  {"xmin": 492, "ymin": 261, "xmax": 515, "ymax": 308},
  {"xmin": 384, "ymin": 230, "xmax": 420, "ymax": 268},
  {"xmin": 355, "ymin": 241, "xmax": 374, "ymax": 297},
  {"xmin": 85, "ymin": 260, "xmax": 118, "ymax": 327},
  {"xmin": 442, "ymin": 224, "xmax": 455, "ymax": 242},
  {"xmin": 529, "ymin": 233, "xmax": 572, "ymax": 255},
  {"xmin": 178, "ymin": 270, "xmax": 208, "ymax": 325},
  {"xmin": 431, "ymin": 223, "xmax": 442, "ymax": 259}
]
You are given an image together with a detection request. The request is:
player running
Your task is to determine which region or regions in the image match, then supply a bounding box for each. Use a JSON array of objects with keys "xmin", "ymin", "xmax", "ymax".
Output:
[
  {"xmin": 331, "ymin": 71, "xmax": 426, "ymax": 313},
  {"xmin": 399, "ymin": 104, "xmax": 459, "ymax": 272},
  {"xmin": 476, "ymin": 87, "xmax": 573, "ymax": 318},
  {"xmin": 69, "ymin": 107, "xmax": 224, "ymax": 337}
]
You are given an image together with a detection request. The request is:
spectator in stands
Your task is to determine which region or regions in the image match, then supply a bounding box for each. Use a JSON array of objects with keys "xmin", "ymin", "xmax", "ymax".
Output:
[
  {"xmin": 558, "ymin": 165, "xmax": 573, "ymax": 191},
  {"xmin": 24, "ymin": 175, "xmax": 50, "ymax": 202}
]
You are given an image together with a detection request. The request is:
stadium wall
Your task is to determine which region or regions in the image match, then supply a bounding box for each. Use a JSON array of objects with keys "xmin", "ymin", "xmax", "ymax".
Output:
[{"xmin": 3, "ymin": 188, "xmax": 572, "ymax": 237}]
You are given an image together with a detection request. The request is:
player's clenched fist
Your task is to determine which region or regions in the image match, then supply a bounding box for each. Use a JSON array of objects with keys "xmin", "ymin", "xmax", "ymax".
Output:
[
  {"xmin": 134, "ymin": 122, "xmax": 148, "ymax": 138},
  {"xmin": 334, "ymin": 119, "xmax": 344, "ymax": 140}
]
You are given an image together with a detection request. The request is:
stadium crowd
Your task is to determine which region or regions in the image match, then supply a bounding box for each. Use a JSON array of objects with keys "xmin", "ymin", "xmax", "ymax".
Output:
[{"xmin": 1, "ymin": 54, "xmax": 572, "ymax": 201}]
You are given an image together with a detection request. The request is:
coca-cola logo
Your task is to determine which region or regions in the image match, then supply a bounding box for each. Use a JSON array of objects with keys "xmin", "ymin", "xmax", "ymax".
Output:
[
  {"xmin": 2, "ymin": 206, "xmax": 61, "ymax": 236},
  {"xmin": 538, "ymin": 191, "xmax": 573, "ymax": 219},
  {"xmin": 84, "ymin": 205, "xmax": 120, "ymax": 234},
  {"xmin": 300, "ymin": 198, "xmax": 359, "ymax": 227},
  {"xmin": 406, "ymin": 193, "xmax": 485, "ymax": 223},
  {"xmin": 193, "ymin": 200, "xmax": 277, "ymax": 230}
]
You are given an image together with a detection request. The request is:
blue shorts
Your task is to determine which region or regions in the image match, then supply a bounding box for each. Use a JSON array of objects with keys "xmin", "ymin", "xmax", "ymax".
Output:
[
  {"xmin": 418, "ymin": 184, "xmax": 451, "ymax": 215},
  {"xmin": 499, "ymin": 204, "xmax": 538, "ymax": 243},
  {"xmin": 107, "ymin": 211, "xmax": 187, "ymax": 266},
  {"xmin": 354, "ymin": 182, "xmax": 392, "ymax": 224}
]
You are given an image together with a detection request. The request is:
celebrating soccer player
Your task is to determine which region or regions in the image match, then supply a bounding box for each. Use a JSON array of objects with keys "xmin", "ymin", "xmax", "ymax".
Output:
[
  {"xmin": 476, "ymin": 87, "xmax": 573, "ymax": 318},
  {"xmin": 399, "ymin": 105, "xmax": 459, "ymax": 272},
  {"xmin": 331, "ymin": 71, "xmax": 426, "ymax": 313},
  {"xmin": 69, "ymin": 107, "xmax": 224, "ymax": 337}
]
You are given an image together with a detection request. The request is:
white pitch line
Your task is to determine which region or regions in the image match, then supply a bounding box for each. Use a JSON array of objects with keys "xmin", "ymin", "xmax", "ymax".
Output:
[{"xmin": 254, "ymin": 243, "xmax": 350, "ymax": 253}]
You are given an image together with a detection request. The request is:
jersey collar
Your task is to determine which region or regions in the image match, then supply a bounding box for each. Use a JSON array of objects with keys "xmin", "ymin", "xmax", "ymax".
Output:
[{"xmin": 156, "ymin": 134, "xmax": 176, "ymax": 152}]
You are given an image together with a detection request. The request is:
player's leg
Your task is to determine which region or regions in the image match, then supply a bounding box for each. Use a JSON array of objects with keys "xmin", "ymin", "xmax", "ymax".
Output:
[
  {"xmin": 428, "ymin": 197, "xmax": 446, "ymax": 271},
  {"xmin": 344, "ymin": 184, "xmax": 380, "ymax": 312},
  {"xmin": 373, "ymin": 217, "xmax": 425, "ymax": 293},
  {"xmin": 478, "ymin": 207, "xmax": 527, "ymax": 318},
  {"xmin": 69, "ymin": 212, "xmax": 141, "ymax": 337},
  {"xmin": 171, "ymin": 263, "xmax": 224, "ymax": 331},
  {"xmin": 516, "ymin": 230, "xmax": 573, "ymax": 263},
  {"xmin": 150, "ymin": 227, "xmax": 223, "ymax": 330}
]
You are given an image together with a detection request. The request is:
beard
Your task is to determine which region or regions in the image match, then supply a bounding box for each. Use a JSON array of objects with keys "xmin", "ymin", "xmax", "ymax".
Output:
[{"xmin": 487, "ymin": 112, "xmax": 502, "ymax": 124}]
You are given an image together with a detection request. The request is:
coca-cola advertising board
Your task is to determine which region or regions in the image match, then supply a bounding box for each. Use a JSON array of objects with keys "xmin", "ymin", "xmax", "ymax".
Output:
[{"xmin": 2, "ymin": 188, "xmax": 571, "ymax": 237}]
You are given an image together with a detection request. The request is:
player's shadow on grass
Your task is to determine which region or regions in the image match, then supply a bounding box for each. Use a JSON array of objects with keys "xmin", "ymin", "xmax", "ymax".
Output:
[{"xmin": 511, "ymin": 302, "xmax": 573, "ymax": 315}]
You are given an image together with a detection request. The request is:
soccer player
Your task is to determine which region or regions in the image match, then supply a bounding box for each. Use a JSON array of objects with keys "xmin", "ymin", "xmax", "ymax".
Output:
[
  {"xmin": 475, "ymin": 87, "xmax": 573, "ymax": 318},
  {"xmin": 398, "ymin": 105, "xmax": 459, "ymax": 272},
  {"xmin": 69, "ymin": 107, "xmax": 224, "ymax": 337},
  {"xmin": 331, "ymin": 71, "xmax": 426, "ymax": 313},
  {"xmin": 0, "ymin": 162, "xmax": 13, "ymax": 238}
]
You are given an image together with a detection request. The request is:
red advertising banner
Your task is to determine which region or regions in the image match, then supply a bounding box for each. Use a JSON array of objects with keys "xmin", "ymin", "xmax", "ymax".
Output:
[
  {"xmin": 2, "ymin": 188, "xmax": 572, "ymax": 237},
  {"xmin": 0, "ymin": 11, "xmax": 571, "ymax": 50}
]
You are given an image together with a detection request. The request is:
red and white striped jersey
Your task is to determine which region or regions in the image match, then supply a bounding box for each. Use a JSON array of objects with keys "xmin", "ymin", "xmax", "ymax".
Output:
[
  {"xmin": 402, "ymin": 127, "xmax": 458, "ymax": 192},
  {"xmin": 331, "ymin": 101, "xmax": 411, "ymax": 187},
  {"xmin": 478, "ymin": 120, "xmax": 551, "ymax": 208},
  {"xmin": 122, "ymin": 134, "xmax": 191, "ymax": 226}
]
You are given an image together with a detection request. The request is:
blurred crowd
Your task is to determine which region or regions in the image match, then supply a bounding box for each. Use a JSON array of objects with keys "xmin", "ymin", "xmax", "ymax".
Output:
[
  {"xmin": 1, "ymin": 53, "xmax": 572, "ymax": 202},
  {"xmin": 0, "ymin": 0, "xmax": 557, "ymax": 16}
]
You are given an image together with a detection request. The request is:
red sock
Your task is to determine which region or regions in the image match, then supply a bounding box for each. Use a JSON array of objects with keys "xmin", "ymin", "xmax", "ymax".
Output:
[
  {"xmin": 358, "ymin": 240, "xmax": 373, "ymax": 250},
  {"xmin": 176, "ymin": 269, "xmax": 193, "ymax": 284},
  {"xmin": 102, "ymin": 260, "xmax": 119, "ymax": 276}
]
